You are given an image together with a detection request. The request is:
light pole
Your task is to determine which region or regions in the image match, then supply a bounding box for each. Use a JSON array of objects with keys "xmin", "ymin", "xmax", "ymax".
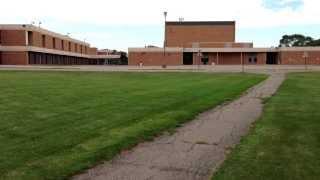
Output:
[
  {"xmin": 241, "ymin": 52, "xmax": 244, "ymax": 73},
  {"xmin": 163, "ymin": 11, "xmax": 167, "ymax": 56},
  {"xmin": 197, "ymin": 49, "xmax": 202, "ymax": 71}
]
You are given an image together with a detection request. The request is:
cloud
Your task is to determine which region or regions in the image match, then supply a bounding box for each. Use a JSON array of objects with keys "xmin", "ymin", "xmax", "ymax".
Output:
[
  {"xmin": 0, "ymin": 0, "xmax": 319, "ymax": 50},
  {"xmin": 263, "ymin": 0, "xmax": 304, "ymax": 10},
  {"xmin": 0, "ymin": 0, "xmax": 319, "ymax": 28}
]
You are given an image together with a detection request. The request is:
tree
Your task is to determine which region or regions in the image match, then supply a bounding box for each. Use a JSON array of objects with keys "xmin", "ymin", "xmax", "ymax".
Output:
[
  {"xmin": 279, "ymin": 34, "xmax": 320, "ymax": 47},
  {"xmin": 307, "ymin": 39, "xmax": 320, "ymax": 46}
]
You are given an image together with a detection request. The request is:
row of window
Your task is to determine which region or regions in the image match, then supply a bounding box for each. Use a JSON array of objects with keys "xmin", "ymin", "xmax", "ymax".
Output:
[
  {"xmin": 27, "ymin": 31, "xmax": 87, "ymax": 54},
  {"xmin": 28, "ymin": 52, "xmax": 105, "ymax": 65}
]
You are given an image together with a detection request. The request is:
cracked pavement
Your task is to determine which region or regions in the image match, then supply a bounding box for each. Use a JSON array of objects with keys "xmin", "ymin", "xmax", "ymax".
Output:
[{"xmin": 72, "ymin": 72, "xmax": 285, "ymax": 180}]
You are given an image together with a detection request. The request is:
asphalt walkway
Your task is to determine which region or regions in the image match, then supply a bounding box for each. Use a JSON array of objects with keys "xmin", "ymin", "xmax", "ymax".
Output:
[{"xmin": 72, "ymin": 72, "xmax": 285, "ymax": 180}]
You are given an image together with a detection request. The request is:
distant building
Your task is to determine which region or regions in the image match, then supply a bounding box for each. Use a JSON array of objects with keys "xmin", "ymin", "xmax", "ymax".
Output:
[
  {"xmin": 97, "ymin": 49, "xmax": 128, "ymax": 65},
  {"xmin": 145, "ymin": 45, "xmax": 159, "ymax": 48},
  {"xmin": 128, "ymin": 21, "xmax": 320, "ymax": 65},
  {"xmin": 0, "ymin": 24, "xmax": 122, "ymax": 65}
]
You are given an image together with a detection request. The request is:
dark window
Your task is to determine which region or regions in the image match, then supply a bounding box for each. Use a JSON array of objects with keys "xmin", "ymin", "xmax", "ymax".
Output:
[
  {"xmin": 61, "ymin": 40, "xmax": 64, "ymax": 50},
  {"xmin": 68, "ymin": 42, "xmax": 71, "ymax": 51},
  {"xmin": 42, "ymin": 35, "xmax": 46, "ymax": 47},
  {"xmin": 80, "ymin": 45, "xmax": 83, "ymax": 54},
  {"xmin": 0, "ymin": 30, "xmax": 2, "ymax": 44},
  {"xmin": 183, "ymin": 52, "xmax": 193, "ymax": 65},
  {"xmin": 254, "ymin": 57, "xmax": 257, "ymax": 63},
  {"xmin": 53, "ymin": 38, "xmax": 56, "ymax": 49},
  {"xmin": 201, "ymin": 53, "xmax": 209, "ymax": 65},
  {"xmin": 267, "ymin": 52, "xmax": 278, "ymax": 64},
  {"xmin": 28, "ymin": 31, "xmax": 33, "ymax": 45},
  {"xmin": 249, "ymin": 58, "xmax": 252, "ymax": 63},
  {"xmin": 75, "ymin": 44, "xmax": 78, "ymax": 52},
  {"xmin": 85, "ymin": 46, "xmax": 87, "ymax": 54}
]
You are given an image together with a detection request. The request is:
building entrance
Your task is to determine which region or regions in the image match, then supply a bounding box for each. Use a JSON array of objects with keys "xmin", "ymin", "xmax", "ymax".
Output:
[
  {"xmin": 266, "ymin": 52, "xmax": 278, "ymax": 64},
  {"xmin": 183, "ymin": 52, "xmax": 193, "ymax": 65},
  {"xmin": 201, "ymin": 53, "xmax": 209, "ymax": 65}
]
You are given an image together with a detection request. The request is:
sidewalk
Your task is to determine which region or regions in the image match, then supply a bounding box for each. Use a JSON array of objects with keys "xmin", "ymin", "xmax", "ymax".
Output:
[{"xmin": 72, "ymin": 72, "xmax": 285, "ymax": 180}]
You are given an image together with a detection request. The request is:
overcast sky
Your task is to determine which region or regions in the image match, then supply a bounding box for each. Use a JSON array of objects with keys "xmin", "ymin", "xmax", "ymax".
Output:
[{"xmin": 1, "ymin": 0, "xmax": 319, "ymax": 51}]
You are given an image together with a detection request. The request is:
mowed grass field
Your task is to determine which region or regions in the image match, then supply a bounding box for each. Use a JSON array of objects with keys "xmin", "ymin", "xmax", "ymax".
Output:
[
  {"xmin": 0, "ymin": 71, "xmax": 266, "ymax": 180},
  {"xmin": 213, "ymin": 72, "xmax": 320, "ymax": 180}
]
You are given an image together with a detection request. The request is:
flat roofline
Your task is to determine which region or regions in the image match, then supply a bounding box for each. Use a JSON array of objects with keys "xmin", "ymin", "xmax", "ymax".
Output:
[
  {"xmin": 165, "ymin": 21, "xmax": 235, "ymax": 26},
  {"xmin": 128, "ymin": 47, "xmax": 320, "ymax": 53},
  {"xmin": 128, "ymin": 47, "xmax": 183, "ymax": 52},
  {"xmin": 186, "ymin": 41, "xmax": 252, "ymax": 44},
  {"xmin": 183, "ymin": 47, "xmax": 277, "ymax": 52},
  {"xmin": 0, "ymin": 24, "xmax": 90, "ymax": 46}
]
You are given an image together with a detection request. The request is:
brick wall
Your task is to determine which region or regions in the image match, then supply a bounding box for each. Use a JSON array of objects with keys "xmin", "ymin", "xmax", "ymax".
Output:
[
  {"xmin": 45, "ymin": 35, "xmax": 54, "ymax": 49},
  {"xmin": 255, "ymin": 53, "xmax": 267, "ymax": 64},
  {"xmin": 194, "ymin": 52, "xmax": 266, "ymax": 65},
  {"xmin": 0, "ymin": 29, "xmax": 91, "ymax": 55},
  {"xmin": 0, "ymin": 27, "xmax": 102, "ymax": 65},
  {"xmin": 166, "ymin": 24, "xmax": 235, "ymax": 47},
  {"xmin": 217, "ymin": 53, "xmax": 241, "ymax": 65},
  {"xmin": 129, "ymin": 51, "xmax": 182, "ymax": 66},
  {"xmin": 1, "ymin": 52, "xmax": 28, "ymax": 65},
  {"xmin": 197, "ymin": 42, "xmax": 253, "ymax": 48},
  {"xmin": 128, "ymin": 51, "xmax": 268, "ymax": 66},
  {"xmin": 0, "ymin": 30, "xmax": 26, "ymax": 46},
  {"xmin": 88, "ymin": 47, "xmax": 98, "ymax": 55},
  {"xmin": 30, "ymin": 31, "xmax": 41, "ymax": 47},
  {"xmin": 27, "ymin": 31, "xmax": 89, "ymax": 54},
  {"xmin": 280, "ymin": 51, "xmax": 320, "ymax": 65}
]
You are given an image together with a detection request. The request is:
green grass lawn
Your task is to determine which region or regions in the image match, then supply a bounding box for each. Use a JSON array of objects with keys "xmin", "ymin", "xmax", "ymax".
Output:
[
  {"xmin": 213, "ymin": 72, "xmax": 320, "ymax": 180},
  {"xmin": 0, "ymin": 71, "xmax": 266, "ymax": 180}
]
